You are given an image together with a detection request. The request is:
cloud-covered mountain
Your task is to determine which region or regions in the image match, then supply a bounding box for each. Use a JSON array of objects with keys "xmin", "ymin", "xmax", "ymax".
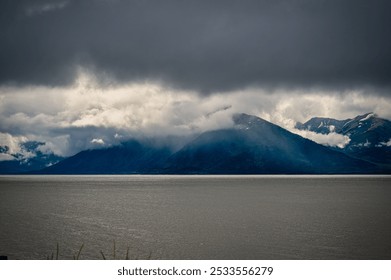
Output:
[
  {"xmin": 30, "ymin": 113, "xmax": 383, "ymax": 175},
  {"xmin": 0, "ymin": 141, "xmax": 63, "ymax": 174},
  {"xmin": 296, "ymin": 113, "xmax": 391, "ymax": 166}
]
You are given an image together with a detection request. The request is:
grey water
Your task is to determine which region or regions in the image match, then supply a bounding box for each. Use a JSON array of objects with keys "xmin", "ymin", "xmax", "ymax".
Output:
[{"xmin": 0, "ymin": 175, "xmax": 390, "ymax": 260}]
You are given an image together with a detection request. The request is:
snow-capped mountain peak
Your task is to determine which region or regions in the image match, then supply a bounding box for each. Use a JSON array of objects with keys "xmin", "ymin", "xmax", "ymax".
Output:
[{"xmin": 295, "ymin": 113, "xmax": 391, "ymax": 165}]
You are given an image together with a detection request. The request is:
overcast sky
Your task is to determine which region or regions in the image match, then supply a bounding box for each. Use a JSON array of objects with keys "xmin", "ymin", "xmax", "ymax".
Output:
[{"xmin": 1, "ymin": 0, "xmax": 391, "ymax": 159}]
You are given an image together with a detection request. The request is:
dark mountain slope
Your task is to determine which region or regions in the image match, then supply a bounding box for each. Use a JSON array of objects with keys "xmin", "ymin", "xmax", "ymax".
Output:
[
  {"xmin": 37, "ymin": 140, "xmax": 172, "ymax": 174},
  {"xmin": 164, "ymin": 114, "xmax": 377, "ymax": 174}
]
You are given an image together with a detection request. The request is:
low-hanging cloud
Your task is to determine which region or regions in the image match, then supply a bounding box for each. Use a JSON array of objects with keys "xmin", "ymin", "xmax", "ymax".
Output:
[
  {"xmin": 0, "ymin": 132, "xmax": 35, "ymax": 161},
  {"xmin": 1, "ymin": 71, "xmax": 391, "ymax": 159},
  {"xmin": 291, "ymin": 130, "xmax": 351, "ymax": 149}
]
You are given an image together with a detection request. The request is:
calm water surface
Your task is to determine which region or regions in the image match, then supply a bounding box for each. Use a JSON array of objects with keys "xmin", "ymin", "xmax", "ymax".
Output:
[{"xmin": 0, "ymin": 175, "xmax": 390, "ymax": 259}]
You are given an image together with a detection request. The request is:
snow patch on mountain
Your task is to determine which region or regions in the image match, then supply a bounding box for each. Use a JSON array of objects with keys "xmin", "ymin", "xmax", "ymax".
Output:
[
  {"xmin": 376, "ymin": 139, "xmax": 391, "ymax": 147},
  {"xmin": 354, "ymin": 140, "xmax": 371, "ymax": 147},
  {"xmin": 360, "ymin": 113, "xmax": 375, "ymax": 122},
  {"xmin": 91, "ymin": 138, "xmax": 105, "ymax": 145}
]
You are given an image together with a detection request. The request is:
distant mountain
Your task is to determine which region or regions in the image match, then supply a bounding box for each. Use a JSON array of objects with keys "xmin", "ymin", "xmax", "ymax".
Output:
[
  {"xmin": 295, "ymin": 116, "xmax": 350, "ymax": 135},
  {"xmin": 36, "ymin": 114, "xmax": 381, "ymax": 174},
  {"xmin": 295, "ymin": 113, "xmax": 391, "ymax": 166},
  {"xmin": 0, "ymin": 141, "xmax": 63, "ymax": 174}
]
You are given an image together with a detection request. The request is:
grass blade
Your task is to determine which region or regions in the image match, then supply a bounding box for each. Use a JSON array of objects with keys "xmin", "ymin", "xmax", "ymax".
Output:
[
  {"xmin": 125, "ymin": 246, "xmax": 129, "ymax": 260},
  {"xmin": 100, "ymin": 250, "xmax": 106, "ymax": 260},
  {"xmin": 113, "ymin": 240, "xmax": 116, "ymax": 260},
  {"xmin": 76, "ymin": 243, "xmax": 84, "ymax": 260}
]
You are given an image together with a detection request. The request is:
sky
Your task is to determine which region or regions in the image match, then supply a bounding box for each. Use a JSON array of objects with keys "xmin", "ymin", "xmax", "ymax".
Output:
[{"xmin": 1, "ymin": 0, "xmax": 391, "ymax": 159}]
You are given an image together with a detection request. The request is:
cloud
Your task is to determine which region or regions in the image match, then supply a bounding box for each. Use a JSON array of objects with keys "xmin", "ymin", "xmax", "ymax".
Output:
[
  {"xmin": 0, "ymin": 153, "xmax": 14, "ymax": 161},
  {"xmin": 292, "ymin": 130, "xmax": 351, "ymax": 149},
  {"xmin": 0, "ymin": 71, "xmax": 236, "ymax": 156},
  {"xmin": 0, "ymin": 133, "xmax": 28, "ymax": 154},
  {"xmin": 0, "ymin": 0, "xmax": 390, "ymax": 93},
  {"xmin": 1, "ymin": 70, "xmax": 391, "ymax": 157},
  {"xmin": 0, "ymin": 132, "xmax": 33, "ymax": 161}
]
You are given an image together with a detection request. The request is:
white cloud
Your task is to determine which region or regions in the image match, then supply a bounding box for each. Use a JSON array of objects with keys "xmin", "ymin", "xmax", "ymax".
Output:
[
  {"xmin": 0, "ymin": 133, "xmax": 28, "ymax": 154},
  {"xmin": 291, "ymin": 129, "xmax": 351, "ymax": 149},
  {"xmin": 0, "ymin": 132, "xmax": 34, "ymax": 161},
  {"xmin": 1, "ymin": 70, "xmax": 391, "ymax": 157},
  {"xmin": 0, "ymin": 153, "xmax": 15, "ymax": 161},
  {"xmin": 36, "ymin": 136, "xmax": 70, "ymax": 156}
]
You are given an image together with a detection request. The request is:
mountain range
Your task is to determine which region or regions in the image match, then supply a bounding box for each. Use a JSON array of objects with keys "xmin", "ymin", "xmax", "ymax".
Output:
[
  {"xmin": 295, "ymin": 112, "xmax": 391, "ymax": 166},
  {"xmin": 1, "ymin": 113, "xmax": 390, "ymax": 174}
]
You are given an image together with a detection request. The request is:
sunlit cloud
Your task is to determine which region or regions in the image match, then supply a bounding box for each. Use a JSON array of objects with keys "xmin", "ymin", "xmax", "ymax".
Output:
[{"xmin": 1, "ymin": 71, "xmax": 391, "ymax": 158}]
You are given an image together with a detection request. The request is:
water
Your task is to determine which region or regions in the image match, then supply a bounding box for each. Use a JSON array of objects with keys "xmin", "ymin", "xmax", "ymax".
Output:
[{"xmin": 0, "ymin": 175, "xmax": 390, "ymax": 260}]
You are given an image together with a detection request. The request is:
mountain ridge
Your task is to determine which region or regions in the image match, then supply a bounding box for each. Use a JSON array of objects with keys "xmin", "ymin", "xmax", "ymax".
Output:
[
  {"xmin": 2, "ymin": 113, "xmax": 390, "ymax": 174},
  {"xmin": 31, "ymin": 113, "xmax": 384, "ymax": 175},
  {"xmin": 295, "ymin": 113, "xmax": 391, "ymax": 166}
]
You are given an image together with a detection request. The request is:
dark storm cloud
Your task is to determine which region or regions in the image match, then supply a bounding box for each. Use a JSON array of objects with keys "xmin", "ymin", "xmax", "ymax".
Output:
[{"xmin": 1, "ymin": 0, "xmax": 391, "ymax": 93}]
